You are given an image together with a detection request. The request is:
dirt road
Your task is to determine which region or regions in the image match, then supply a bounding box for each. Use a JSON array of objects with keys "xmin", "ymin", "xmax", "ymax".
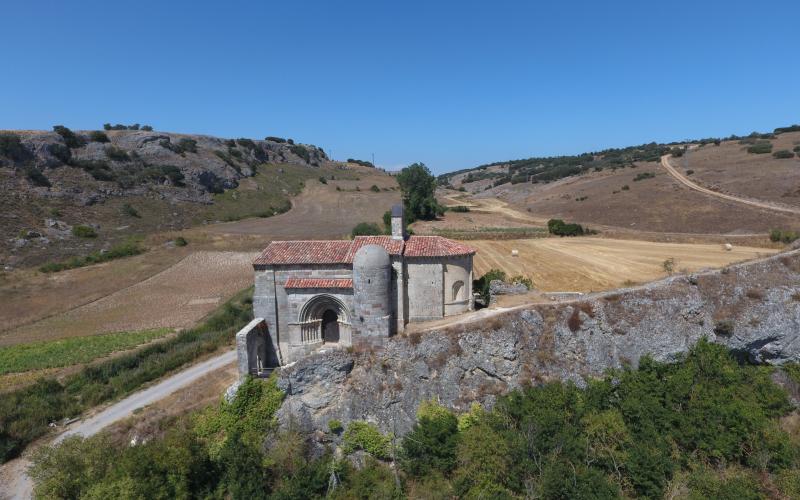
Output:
[
  {"xmin": 0, "ymin": 350, "xmax": 237, "ymax": 500},
  {"xmin": 469, "ymin": 237, "xmax": 775, "ymax": 292},
  {"xmin": 660, "ymin": 154, "xmax": 800, "ymax": 216}
]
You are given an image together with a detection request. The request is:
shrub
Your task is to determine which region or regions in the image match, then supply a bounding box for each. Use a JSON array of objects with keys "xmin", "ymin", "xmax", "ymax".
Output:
[
  {"xmin": 328, "ymin": 419, "xmax": 343, "ymax": 434},
  {"xmin": 747, "ymin": 142, "xmax": 773, "ymax": 154},
  {"xmin": 774, "ymin": 124, "xmax": 800, "ymax": 134},
  {"xmin": 794, "ymin": 146, "xmax": 800, "ymax": 153},
  {"xmin": 621, "ymin": 184, "xmax": 630, "ymax": 190},
  {"xmin": 347, "ymin": 158, "xmax": 375, "ymax": 168},
  {"xmin": 770, "ymin": 229, "xmax": 799, "ymax": 243},
  {"xmin": 547, "ymin": 218, "xmax": 585, "ymax": 236},
  {"xmin": 633, "ymin": 172, "xmax": 655, "ymax": 181},
  {"xmin": 342, "ymin": 421, "xmax": 392, "ymax": 460},
  {"xmin": 474, "ymin": 268, "xmax": 507, "ymax": 304},
  {"xmin": 141, "ymin": 125, "xmax": 153, "ymax": 131},
  {"xmin": 401, "ymin": 401, "xmax": 459, "ymax": 477},
  {"xmin": 509, "ymin": 275, "xmax": 532, "ymax": 289},
  {"xmin": 235, "ymin": 138, "xmax": 257, "ymax": 151},
  {"xmin": 71, "ymin": 225, "xmax": 97, "ymax": 238},
  {"xmin": 289, "ymin": 144, "xmax": 310, "ymax": 162},
  {"xmin": 105, "ymin": 145, "xmax": 130, "ymax": 162},
  {"xmin": 53, "ymin": 125, "xmax": 85, "ymax": 148},
  {"xmin": 265, "ymin": 136, "xmax": 286, "ymax": 143},
  {"xmin": 24, "ymin": 167, "xmax": 51, "ymax": 187},
  {"xmin": 686, "ymin": 169, "xmax": 694, "ymax": 175},
  {"xmin": 198, "ymin": 171, "xmax": 226, "ymax": 194},
  {"xmin": 351, "ymin": 222, "xmax": 383, "ymax": 238},
  {"xmin": 773, "ymin": 149, "xmax": 795, "ymax": 159},
  {"xmin": 88, "ymin": 131, "xmax": 109, "ymax": 143},
  {"xmin": 450, "ymin": 205, "xmax": 470, "ymax": 212},
  {"xmin": 318, "ymin": 176, "xmax": 327, "ymax": 184},
  {"xmin": 172, "ymin": 236, "xmax": 188, "ymax": 247},
  {"xmin": 0, "ymin": 133, "xmax": 32, "ymax": 164},
  {"xmin": 121, "ymin": 203, "xmax": 140, "ymax": 218},
  {"xmin": 177, "ymin": 138, "xmax": 197, "ymax": 154},
  {"xmin": 70, "ymin": 159, "xmax": 114, "ymax": 181},
  {"xmin": 39, "ymin": 240, "xmax": 144, "ymax": 273},
  {"xmin": 662, "ymin": 257, "xmax": 675, "ymax": 275},
  {"xmin": 370, "ymin": 184, "xmax": 380, "ymax": 192}
]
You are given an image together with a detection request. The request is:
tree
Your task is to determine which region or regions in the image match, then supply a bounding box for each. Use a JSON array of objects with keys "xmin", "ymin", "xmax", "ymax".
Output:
[
  {"xmin": 400, "ymin": 400, "xmax": 460, "ymax": 477},
  {"xmin": 396, "ymin": 163, "xmax": 443, "ymax": 222},
  {"xmin": 351, "ymin": 222, "xmax": 383, "ymax": 238}
]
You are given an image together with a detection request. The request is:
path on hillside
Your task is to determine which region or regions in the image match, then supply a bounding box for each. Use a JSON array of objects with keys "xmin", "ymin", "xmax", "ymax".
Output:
[
  {"xmin": 0, "ymin": 351, "xmax": 237, "ymax": 500},
  {"xmin": 660, "ymin": 154, "xmax": 800, "ymax": 216}
]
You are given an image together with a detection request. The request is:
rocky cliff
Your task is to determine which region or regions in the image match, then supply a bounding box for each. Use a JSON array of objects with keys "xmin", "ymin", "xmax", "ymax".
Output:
[
  {"xmin": 0, "ymin": 128, "xmax": 330, "ymax": 266},
  {"xmin": 276, "ymin": 249, "xmax": 800, "ymax": 436}
]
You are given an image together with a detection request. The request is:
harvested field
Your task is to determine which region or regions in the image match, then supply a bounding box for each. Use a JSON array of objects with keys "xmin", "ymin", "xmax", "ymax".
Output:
[
  {"xmin": 0, "ymin": 251, "xmax": 255, "ymax": 346},
  {"xmin": 468, "ymin": 237, "xmax": 777, "ymax": 292}
]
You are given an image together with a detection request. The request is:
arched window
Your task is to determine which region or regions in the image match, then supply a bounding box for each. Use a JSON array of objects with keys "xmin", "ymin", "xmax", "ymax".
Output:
[{"xmin": 452, "ymin": 280, "xmax": 464, "ymax": 301}]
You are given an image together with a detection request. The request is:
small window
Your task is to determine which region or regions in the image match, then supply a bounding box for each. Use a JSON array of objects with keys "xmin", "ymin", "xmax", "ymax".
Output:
[{"xmin": 452, "ymin": 280, "xmax": 464, "ymax": 301}]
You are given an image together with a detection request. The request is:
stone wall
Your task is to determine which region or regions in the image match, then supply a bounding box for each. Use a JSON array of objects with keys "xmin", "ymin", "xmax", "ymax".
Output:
[
  {"xmin": 405, "ymin": 258, "xmax": 444, "ymax": 321},
  {"xmin": 443, "ymin": 255, "xmax": 473, "ymax": 316},
  {"xmin": 276, "ymin": 249, "xmax": 800, "ymax": 436}
]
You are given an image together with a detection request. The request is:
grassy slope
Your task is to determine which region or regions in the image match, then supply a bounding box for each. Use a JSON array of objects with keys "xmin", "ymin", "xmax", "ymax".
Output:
[{"xmin": 0, "ymin": 328, "xmax": 172, "ymax": 375}]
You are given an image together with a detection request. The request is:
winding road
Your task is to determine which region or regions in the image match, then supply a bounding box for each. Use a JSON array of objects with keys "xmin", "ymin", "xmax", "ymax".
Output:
[
  {"xmin": 1, "ymin": 350, "xmax": 237, "ymax": 500},
  {"xmin": 660, "ymin": 154, "xmax": 800, "ymax": 216}
]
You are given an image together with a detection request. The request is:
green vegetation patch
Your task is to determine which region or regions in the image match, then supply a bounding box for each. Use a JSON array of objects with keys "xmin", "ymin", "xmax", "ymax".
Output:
[
  {"xmin": 0, "ymin": 287, "xmax": 254, "ymax": 464},
  {"xmin": 770, "ymin": 229, "xmax": 799, "ymax": 244},
  {"xmin": 39, "ymin": 239, "xmax": 144, "ymax": 273},
  {"xmin": 204, "ymin": 163, "xmax": 354, "ymax": 222},
  {"xmin": 773, "ymin": 149, "xmax": 795, "ymax": 159},
  {"xmin": 0, "ymin": 328, "xmax": 171, "ymax": 375},
  {"xmin": 431, "ymin": 226, "xmax": 546, "ymax": 240},
  {"xmin": 548, "ymin": 218, "xmax": 586, "ymax": 236},
  {"xmin": 747, "ymin": 142, "xmax": 773, "ymax": 154},
  {"xmin": 27, "ymin": 340, "xmax": 799, "ymax": 499}
]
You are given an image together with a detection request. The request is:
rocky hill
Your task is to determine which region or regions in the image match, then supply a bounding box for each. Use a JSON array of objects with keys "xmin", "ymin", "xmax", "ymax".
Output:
[
  {"xmin": 0, "ymin": 127, "xmax": 331, "ymax": 266},
  {"xmin": 275, "ymin": 247, "xmax": 800, "ymax": 437}
]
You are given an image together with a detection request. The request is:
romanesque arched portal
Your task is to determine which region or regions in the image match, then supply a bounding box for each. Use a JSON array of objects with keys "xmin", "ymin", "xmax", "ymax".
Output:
[{"xmin": 298, "ymin": 294, "xmax": 351, "ymax": 344}]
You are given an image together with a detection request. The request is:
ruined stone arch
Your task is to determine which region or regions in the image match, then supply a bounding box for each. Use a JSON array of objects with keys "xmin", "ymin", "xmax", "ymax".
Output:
[{"xmin": 299, "ymin": 294, "xmax": 351, "ymax": 324}]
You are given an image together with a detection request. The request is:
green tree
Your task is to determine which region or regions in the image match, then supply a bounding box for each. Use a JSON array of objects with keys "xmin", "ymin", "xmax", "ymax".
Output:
[
  {"xmin": 400, "ymin": 400, "xmax": 460, "ymax": 477},
  {"xmin": 396, "ymin": 163, "xmax": 442, "ymax": 222}
]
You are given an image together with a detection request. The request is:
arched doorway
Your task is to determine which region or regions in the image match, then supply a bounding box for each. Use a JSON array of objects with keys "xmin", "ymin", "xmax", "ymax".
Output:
[{"xmin": 322, "ymin": 309, "xmax": 340, "ymax": 343}]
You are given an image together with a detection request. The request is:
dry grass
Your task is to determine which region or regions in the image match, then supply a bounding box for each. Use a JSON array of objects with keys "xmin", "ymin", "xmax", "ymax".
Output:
[{"xmin": 468, "ymin": 237, "xmax": 774, "ymax": 292}]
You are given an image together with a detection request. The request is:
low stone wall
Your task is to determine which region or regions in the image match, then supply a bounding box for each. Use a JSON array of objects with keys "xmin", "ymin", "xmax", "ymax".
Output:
[{"xmin": 275, "ymin": 249, "xmax": 800, "ymax": 436}]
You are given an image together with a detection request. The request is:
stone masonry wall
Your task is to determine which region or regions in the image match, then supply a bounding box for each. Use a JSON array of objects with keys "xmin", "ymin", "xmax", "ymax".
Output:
[{"xmin": 276, "ymin": 249, "xmax": 800, "ymax": 437}]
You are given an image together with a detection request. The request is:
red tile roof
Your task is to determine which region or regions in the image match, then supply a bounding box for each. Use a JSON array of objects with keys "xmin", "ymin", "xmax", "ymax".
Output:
[
  {"xmin": 253, "ymin": 241, "xmax": 351, "ymax": 266},
  {"xmin": 404, "ymin": 236, "xmax": 476, "ymax": 258},
  {"xmin": 347, "ymin": 236, "xmax": 404, "ymax": 260},
  {"xmin": 284, "ymin": 278, "xmax": 353, "ymax": 289},
  {"xmin": 254, "ymin": 235, "xmax": 475, "ymax": 266}
]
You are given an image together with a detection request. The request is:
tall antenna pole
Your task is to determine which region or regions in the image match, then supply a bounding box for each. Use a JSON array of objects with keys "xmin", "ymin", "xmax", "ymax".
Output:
[{"xmin": 372, "ymin": 153, "xmax": 375, "ymax": 168}]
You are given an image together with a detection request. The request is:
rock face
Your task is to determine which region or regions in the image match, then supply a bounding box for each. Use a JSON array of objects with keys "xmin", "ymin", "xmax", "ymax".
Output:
[
  {"xmin": 276, "ymin": 250, "xmax": 800, "ymax": 436},
  {"xmin": 488, "ymin": 279, "xmax": 529, "ymax": 304},
  {"xmin": 0, "ymin": 129, "xmax": 329, "ymax": 206}
]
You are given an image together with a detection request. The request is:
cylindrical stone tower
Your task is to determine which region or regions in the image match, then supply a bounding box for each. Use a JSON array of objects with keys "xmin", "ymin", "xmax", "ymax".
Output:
[{"xmin": 352, "ymin": 244, "xmax": 391, "ymax": 347}]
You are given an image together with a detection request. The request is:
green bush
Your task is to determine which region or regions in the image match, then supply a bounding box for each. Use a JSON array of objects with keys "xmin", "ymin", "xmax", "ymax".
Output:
[
  {"xmin": 318, "ymin": 176, "xmax": 327, "ymax": 184},
  {"xmin": 370, "ymin": 184, "xmax": 380, "ymax": 192},
  {"xmin": 342, "ymin": 421, "xmax": 392, "ymax": 460},
  {"xmin": 177, "ymin": 138, "xmax": 197, "ymax": 153},
  {"xmin": 25, "ymin": 167, "xmax": 51, "ymax": 187},
  {"xmin": 401, "ymin": 401, "xmax": 459, "ymax": 477},
  {"xmin": 71, "ymin": 225, "xmax": 97, "ymax": 238},
  {"xmin": 621, "ymin": 184, "xmax": 630, "ymax": 190},
  {"xmin": 747, "ymin": 142, "xmax": 773, "ymax": 154},
  {"xmin": 105, "ymin": 146, "xmax": 130, "ymax": 162},
  {"xmin": 53, "ymin": 125, "xmax": 85, "ymax": 148},
  {"xmin": 0, "ymin": 133, "xmax": 30, "ymax": 164},
  {"xmin": 174, "ymin": 236, "xmax": 188, "ymax": 247},
  {"xmin": 474, "ymin": 268, "xmax": 507, "ymax": 304},
  {"xmin": 121, "ymin": 203, "xmax": 139, "ymax": 218},
  {"xmin": 88, "ymin": 131, "xmax": 109, "ymax": 143},
  {"xmin": 450, "ymin": 205, "xmax": 470, "ymax": 212},
  {"xmin": 547, "ymin": 218, "xmax": 585, "ymax": 236},
  {"xmin": 770, "ymin": 229, "xmax": 799, "ymax": 244},
  {"xmin": 774, "ymin": 124, "xmax": 800, "ymax": 134},
  {"xmin": 773, "ymin": 149, "xmax": 795, "ymax": 159},
  {"xmin": 290, "ymin": 144, "xmax": 311, "ymax": 162},
  {"xmin": 39, "ymin": 240, "xmax": 144, "ymax": 273},
  {"xmin": 509, "ymin": 275, "xmax": 532, "ymax": 289},
  {"xmin": 265, "ymin": 136, "xmax": 286, "ymax": 143},
  {"xmin": 328, "ymin": 419, "xmax": 344, "ymax": 434},
  {"xmin": 686, "ymin": 169, "xmax": 694, "ymax": 175},
  {"xmin": 351, "ymin": 222, "xmax": 384, "ymax": 238},
  {"xmin": 633, "ymin": 172, "xmax": 656, "ymax": 181}
]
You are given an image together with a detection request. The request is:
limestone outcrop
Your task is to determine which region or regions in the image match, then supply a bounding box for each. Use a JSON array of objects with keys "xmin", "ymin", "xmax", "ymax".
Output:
[{"xmin": 276, "ymin": 249, "xmax": 800, "ymax": 436}]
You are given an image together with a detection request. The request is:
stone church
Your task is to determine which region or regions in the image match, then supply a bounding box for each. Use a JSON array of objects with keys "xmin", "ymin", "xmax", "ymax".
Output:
[{"xmin": 239, "ymin": 205, "xmax": 476, "ymax": 374}]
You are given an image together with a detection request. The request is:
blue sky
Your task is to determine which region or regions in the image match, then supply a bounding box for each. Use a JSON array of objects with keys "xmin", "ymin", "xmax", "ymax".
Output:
[{"xmin": 2, "ymin": 1, "xmax": 798, "ymax": 174}]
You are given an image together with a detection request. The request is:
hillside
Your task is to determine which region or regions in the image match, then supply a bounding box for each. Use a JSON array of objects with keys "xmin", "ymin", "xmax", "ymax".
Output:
[
  {"xmin": 442, "ymin": 126, "xmax": 800, "ymax": 235},
  {"xmin": 0, "ymin": 127, "xmax": 334, "ymax": 267}
]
